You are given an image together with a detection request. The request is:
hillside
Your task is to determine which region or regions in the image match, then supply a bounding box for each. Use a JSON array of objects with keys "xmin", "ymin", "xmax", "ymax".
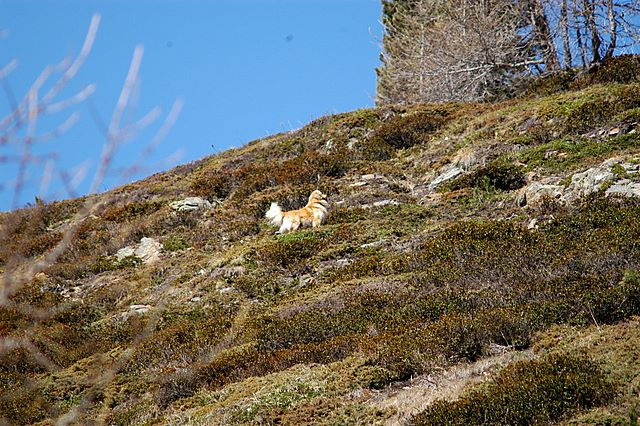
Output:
[{"xmin": 3, "ymin": 58, "xmax": 640, "ymax": 425}]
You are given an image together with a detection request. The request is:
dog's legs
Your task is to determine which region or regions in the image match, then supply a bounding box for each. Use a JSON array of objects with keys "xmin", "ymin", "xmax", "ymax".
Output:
[{"xmin": 278, "ymin": 218, "xmax": 290, "ymax": 234}]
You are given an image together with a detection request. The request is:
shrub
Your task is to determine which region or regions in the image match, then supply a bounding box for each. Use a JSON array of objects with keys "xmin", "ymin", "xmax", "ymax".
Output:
[
  {"xmin": 191, "ymin": 150, "xmax": 352, "ymax": 205},
  {"xmin": 369, "ymin": 106, "xmax": 454, "ymax": 150},
  {"xmin": 190, "ymin": 171, "xmax": 234, "ymax": 199},
  {"xmin": 413, "ymin": 353, "xmax": 616, "ymax": 425},
  {"xmin": 578, "ymin": 54, "xmax": 640, "ymax": 87},
  {"xmin": 163, "ymin": 235, "xmax": 190, "ymax": 252},
  {"xmin": 522, "ymin": 55, "xmax": 640, "ymax": 98},
  {"xmin": 256, "ymin": 230, "xmax": 330, "ymax": 270},
  {"xmin": 124, "ymin": 307, "xmax": 230, "ymax": 374},
  {"xmin": 16, "ymin": 230, "xmax": 63, "ymax": 258},
  {"xmin": 444, "ymin": 161, "xmax": 526, "ymax": 192},
  {"xmin": 102, "ymin": 200, "xmax": 164, "ymax": 223}
]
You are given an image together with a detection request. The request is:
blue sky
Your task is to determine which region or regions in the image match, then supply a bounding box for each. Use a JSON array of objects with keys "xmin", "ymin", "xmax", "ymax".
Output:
[{"xmin": 0, "ymin": 0, "xmax": 383, "ymax": 210}]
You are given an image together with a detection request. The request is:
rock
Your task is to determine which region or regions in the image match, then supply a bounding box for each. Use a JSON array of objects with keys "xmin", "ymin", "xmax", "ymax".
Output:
[
  {"xmin": 527, "ymin": 218, "xmax": 538, "ymax": 230},
  {"xmin": 170, "ymin": 197, "xmax": 216, "ymax": 212},
  {"xmin": 517, "ymin": 181, "xmax": 564, "ymax": 207},
  {"xmin": 562, "ymin": 166, "xmax": 616, "ymax": 203},
  {"xmin": 428, "ymin": 165, "xmax": 465, "ymax": 190},
  {"xmin": 115, "ymin": 246, "xmax": 136, "ymax": 261},
  {"xmin": 373, "ymin": 199, "xmax": 400, "ymax": 208},
  {"xmin": 121, "ymin": 304, "xmax": 152, "ymax": 320},
  {"xmin": 518, "ymin": 159, "xmax": 640, "ymax": 208},
  {"xmin": 135, "ymin": 237, "xmax": 162, "ymax": 264},
  {"xmin": 605, "ymin": 180, "xmax": 640, "ymax": 198},
  {"xmin": 335, "ymin": 258, "xmax": 353, "ymax": 266},
  {"xmin": 116, "ymin": 237, "xmax": 162, "ymax": 264},
  {"xmin": 129, "ymin": 304, "xmax": 151, "ymax": 314},
  {"xmin": 360, "ymin": 240, "xmax": 384, "ymax": 249}
]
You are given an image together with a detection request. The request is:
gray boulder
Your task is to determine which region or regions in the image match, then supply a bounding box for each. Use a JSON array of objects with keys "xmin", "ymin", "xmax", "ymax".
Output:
[
  {"xmin": 428, "ymin": 165, "xmax": 465, "ymax": 190},
  {"xmin": 517, "ymin": 181, "xmax": 564, "ymax": 208},
  {"xmin": 605, "ymin": 180, "xmax": 640, "ymax": 198},
  {"xmin": 170, "ymin": 197, "xmax": 217, "ymax": 212},
  {"xmin": 561, "ymin": 167, "xmax": 615, "ymax": 203},
  {"xmin": 116, "ymin": 237, "xmax": 162, "ymax": 264}
]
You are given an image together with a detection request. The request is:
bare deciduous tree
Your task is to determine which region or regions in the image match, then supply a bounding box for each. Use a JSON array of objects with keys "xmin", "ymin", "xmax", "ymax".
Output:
[
  {"xmin": 377, "ymin": 0, "xmax": 640, "ymax": 104},
  {"xmin": 378, "ymin": 0, "xmax": 545, "ymax": 103}
]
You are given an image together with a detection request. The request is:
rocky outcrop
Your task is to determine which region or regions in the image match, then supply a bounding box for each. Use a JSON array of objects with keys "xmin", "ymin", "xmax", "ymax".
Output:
[
  {"xmin": 116, "ymin": 237, "xmax": 162, "ymax": 264},
  {"xmin": 517, "ymin": 180, "xmax": 564, "ymax": 208},
  {"xmin": 170, "ymin": 197, "xmax": 219, "ymax": 212},
  {"xmin": 561, "ymin": 164, "xmax": 616, "ymax": 204},
  {"xmin": 605, "ymin": 180, "xmax": 640, "ymax": 198},
  {"xmin": 428, "ymin": 165, "xmax": 465, "ymax": 190},
  {"xmin": 518, "ymin": 158, "xmax": 640, "ymax": 208}
]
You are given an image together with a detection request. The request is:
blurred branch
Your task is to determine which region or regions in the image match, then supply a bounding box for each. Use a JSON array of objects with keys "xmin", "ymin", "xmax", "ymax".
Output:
[{"xmin": 0, "ymin": 10, "xmax": 183, "ymax": 424}]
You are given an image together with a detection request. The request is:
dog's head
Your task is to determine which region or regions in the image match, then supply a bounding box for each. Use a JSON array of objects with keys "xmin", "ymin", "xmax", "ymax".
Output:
[{"xmin": 309, "ymin": 190, "xmax": 326, "ymax": 202}]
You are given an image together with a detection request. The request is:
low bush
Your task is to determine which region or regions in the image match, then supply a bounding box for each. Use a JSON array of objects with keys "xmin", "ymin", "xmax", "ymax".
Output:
[
  {"xmin": 191, "ymin": 150, "xmax": 352, "ymax": 204},
  {"xmin": 124, "ymin": 307, "xmax": 230, "ymax": 374},
  {"xmin": 444, "ymin": 161, "xmax": 526, "ymax": 192},
  {"xmin": 256, "ymin": 230, "xmax": 330, "ymax": 270},
  {"xmin": 369, "ymin": 106, "xmax": 456, "ymax": 150},
  {"xmin": 413, "ymin": 353, "xmax": 616, "ymax": 425},
  {"xmin": 522, "ymin": 55, "xmax": 640, "ymax": 98},
  {"xmin": 163, "ymin": 235, "xmax": 190, "ymax": 252},
  {"xmin": 102, "ymin": 200, "xmax": 164, "ymax": 223}
]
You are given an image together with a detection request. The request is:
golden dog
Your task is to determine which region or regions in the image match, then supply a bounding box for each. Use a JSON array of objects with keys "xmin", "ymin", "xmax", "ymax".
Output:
[{"xmin": 265, "ymin": 190, "xmax": 329, "ymax": 234}]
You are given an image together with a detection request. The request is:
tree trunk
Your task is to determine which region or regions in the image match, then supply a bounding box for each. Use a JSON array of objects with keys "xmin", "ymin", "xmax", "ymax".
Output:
[
  {"xmin": 583, "ymin": 0, "xmax": 601, "ymax": 62},
  {"xmin": 529, "ymin": 0, "xmax": 561, "ymax": 72},
  {"xmin": 604, "ymin": 0, "xmax": 617, "ymax": 59},
  {"xmin": 560, "ymin": 0, "xmax": 573, "ymax": 69}
]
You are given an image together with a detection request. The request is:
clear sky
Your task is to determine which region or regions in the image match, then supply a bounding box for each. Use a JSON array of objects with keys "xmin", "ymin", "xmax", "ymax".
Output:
[{"xmin": 0, "ymin": 0, "xmax": 383, "ymax": 211}]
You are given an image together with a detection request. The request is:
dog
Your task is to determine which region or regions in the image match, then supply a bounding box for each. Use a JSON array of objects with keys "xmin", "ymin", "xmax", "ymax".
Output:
[{"xmin": 265, "ymin": 190, "xmax": 329, "ymax": 234}]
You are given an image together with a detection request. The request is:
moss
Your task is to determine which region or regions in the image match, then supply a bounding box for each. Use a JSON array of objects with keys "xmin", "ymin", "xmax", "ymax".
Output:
[
  {"xmin": 539, "ymin": 84, "xmax": 640, "ymax": 134},
  {"xmin": 117, "ymin": 255, "xmax": 143, "ymax": 269},
  {"xmin": 413, "ymin": 353, "xmax": 616, "ymax": 425},
  {"xmin": 163, "ymin": 235, "xmax": 190, "ymax": 252}
]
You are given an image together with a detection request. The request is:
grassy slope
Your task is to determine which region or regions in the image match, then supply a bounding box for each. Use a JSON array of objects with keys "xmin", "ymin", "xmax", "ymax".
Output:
[{"xmin": 2, "ymin": 59, "xmax": 640, "ymax": 425}]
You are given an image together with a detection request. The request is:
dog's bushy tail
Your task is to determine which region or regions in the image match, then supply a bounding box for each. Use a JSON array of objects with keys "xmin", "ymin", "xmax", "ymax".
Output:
[{"xmin": 265, "ymin": 202, "xmax": 283, "ymax": 227}]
